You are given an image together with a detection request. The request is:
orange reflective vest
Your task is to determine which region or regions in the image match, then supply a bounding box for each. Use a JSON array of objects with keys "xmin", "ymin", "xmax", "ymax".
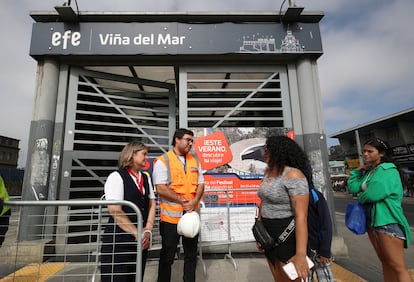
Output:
[{"xmin": 157, "ymin": 150, "xmax": 199, "ymax": 224}]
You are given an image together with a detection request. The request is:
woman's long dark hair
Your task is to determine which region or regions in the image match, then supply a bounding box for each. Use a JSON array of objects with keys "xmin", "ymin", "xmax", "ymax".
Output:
[
  {"xmin": 364, "ymin": 138, "xmax": 403, "ymax": 181},
  {"xmin": 265, "ymin": 135, "xmax": 313, "ymax": 185}
]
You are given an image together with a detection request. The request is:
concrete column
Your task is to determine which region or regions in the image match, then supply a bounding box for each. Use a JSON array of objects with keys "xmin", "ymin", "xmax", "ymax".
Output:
[
  {"xmin": 19, "ymin": 59, "xmax": 59, "ymax": 241},
  {"xmin": 296, "ymin": 58, "xmax": 347, "ymax": 255},
  {"xmin": 355, "ymin": 130, "xmax": 364, "ymax": 166}
]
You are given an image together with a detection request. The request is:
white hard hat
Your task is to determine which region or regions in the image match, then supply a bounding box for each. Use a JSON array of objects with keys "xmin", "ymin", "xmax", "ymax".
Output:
[{"xmin": 177, "ymin": 211, "xmax": 201, "ymax": 238}]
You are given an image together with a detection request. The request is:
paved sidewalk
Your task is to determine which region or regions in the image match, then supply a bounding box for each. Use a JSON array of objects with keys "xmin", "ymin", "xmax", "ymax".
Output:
[{"xmin": 142, "ymin": 254, "xmax": 367, "ymax": 282}]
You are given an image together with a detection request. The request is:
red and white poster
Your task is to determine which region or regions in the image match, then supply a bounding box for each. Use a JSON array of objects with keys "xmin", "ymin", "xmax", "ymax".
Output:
[
  {"xmin": 193, "ymin": 131, "xmax": 233, "ymax": 170},
  {"xmin": 189, "ymin": 127, "xmax": 293, "ymax": 205}
]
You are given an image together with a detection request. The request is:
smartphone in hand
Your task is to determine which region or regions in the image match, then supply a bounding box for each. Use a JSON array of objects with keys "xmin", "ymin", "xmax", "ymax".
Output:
[{"xmin": 282, "ymin": 256, "xmax": 314, "ymax": 280}]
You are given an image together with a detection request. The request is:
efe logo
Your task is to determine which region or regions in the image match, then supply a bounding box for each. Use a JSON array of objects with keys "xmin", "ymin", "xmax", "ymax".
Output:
[{"xmin": 51, "ymin": 30, "xmax": 81, "ymax": 49}]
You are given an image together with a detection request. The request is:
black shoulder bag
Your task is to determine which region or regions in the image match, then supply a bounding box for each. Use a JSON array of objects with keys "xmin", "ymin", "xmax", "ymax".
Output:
[{"xmin": 252, "ymin": 218, "xmax": 295, "ymax": 250}]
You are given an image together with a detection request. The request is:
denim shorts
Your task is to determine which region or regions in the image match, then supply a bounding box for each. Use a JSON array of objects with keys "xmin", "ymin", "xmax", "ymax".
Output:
[{"xmin": 374, "ymin": 223, "xmax": 406, "ymax": 240}]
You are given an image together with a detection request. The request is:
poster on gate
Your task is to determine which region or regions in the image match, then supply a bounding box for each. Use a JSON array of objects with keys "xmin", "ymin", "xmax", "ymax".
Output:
[{"xmin": 189, "ymin": 127, "xmax": 293, "ymax": 205}]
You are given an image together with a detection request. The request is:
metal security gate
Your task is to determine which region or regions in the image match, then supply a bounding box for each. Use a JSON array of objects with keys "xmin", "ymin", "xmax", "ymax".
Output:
[
  {"xmin": 179, "ymin": 66, "xmax": 292, "ymax": 129},
  {"xmin": 60, "ymin": 67, "xmax": 175, "ymax": 201},
  {"xmin": 55, "ymin": 67, "xmax": 175, "ymax": 251}
]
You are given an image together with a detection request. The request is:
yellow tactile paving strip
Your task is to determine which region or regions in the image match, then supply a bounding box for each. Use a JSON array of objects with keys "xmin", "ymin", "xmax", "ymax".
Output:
[
  {"xmin": 331, "ymin": 263, "xmax": 367, "ymax": 282},
  {"xmin": 332, "ymin": 264, "xmax": 414, "ymax": 282},
  {"xmin": 0, "ymin": 262, "xmax": 68, "ymax": 282}
]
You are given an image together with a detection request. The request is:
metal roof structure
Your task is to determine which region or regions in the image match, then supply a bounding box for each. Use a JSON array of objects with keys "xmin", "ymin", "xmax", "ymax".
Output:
[
  {"xmin": 330, "ymin": 107, "xmax": 414, "ymax": 140},
  {"xmin": 30, "ymin": 10, "xmax": 324, "ymax": 23}
]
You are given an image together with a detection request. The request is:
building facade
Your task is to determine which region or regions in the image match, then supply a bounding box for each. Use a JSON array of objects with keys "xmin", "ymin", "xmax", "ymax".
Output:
[
  {"xmin": 330, "ymin": 107, "xmax": 414, "ymax": 187},
  {"xmin": 0, "ymin": 135, "xmax": 19, "ymax": 169}
]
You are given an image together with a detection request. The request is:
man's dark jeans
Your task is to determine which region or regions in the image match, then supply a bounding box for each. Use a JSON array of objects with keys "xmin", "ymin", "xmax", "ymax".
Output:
[{"xmin": 157, "ymin": 221, "xmax": 198, "ymax": 282}]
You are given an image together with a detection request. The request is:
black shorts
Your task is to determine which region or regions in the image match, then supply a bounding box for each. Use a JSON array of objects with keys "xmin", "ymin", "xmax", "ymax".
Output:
[{"xmin": 262, "ymin": 217, "xmax": 296, "ymax": 264}]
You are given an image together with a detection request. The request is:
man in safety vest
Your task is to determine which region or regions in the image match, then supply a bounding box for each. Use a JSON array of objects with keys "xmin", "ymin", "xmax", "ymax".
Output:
[
  {"xmin": 0, "ymin": 175, "xmax": 11, "ymax": 247},
  {"xmin": 153, "ymin": 128, "xmax": 205, "ymax": 282}
]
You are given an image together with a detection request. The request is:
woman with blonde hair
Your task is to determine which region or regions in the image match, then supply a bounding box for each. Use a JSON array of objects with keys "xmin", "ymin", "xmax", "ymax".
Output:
[{"xmin": 101, "ymin": 141, "xmax": 156, "ymax": 282}]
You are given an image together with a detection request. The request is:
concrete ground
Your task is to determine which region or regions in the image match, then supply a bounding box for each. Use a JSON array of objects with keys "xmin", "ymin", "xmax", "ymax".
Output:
[{"xmin": 142, "ymin": 253, "xmax": 367, "ymax": 282}]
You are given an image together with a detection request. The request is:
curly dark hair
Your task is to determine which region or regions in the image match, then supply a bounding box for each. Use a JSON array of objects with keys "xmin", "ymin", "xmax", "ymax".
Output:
[{"xmin": 265, "ymin": 135, "xmax": 312, "ymax": 185}]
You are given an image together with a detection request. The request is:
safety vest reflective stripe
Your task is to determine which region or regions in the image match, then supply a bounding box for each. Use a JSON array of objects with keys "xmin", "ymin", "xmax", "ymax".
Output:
[
  {"xmin": 159, "ymin": 197, "xmax": 184, "ymax": 222},
  {"xmin": 160, "ymin": 207, "xmax": 182, "ymax": 218},
  {"xmin": 164, "ymin": 153, "xmax": 172, "ymax": 186},
  {"xmin": 159, "ymin": 198, "xmax": 182, "ymax": 211}
]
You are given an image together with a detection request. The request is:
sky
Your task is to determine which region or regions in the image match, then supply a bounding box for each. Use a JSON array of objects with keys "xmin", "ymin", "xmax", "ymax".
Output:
[{"xmin": 1, "ymin": 0, "xmax": 413, "ymax": 168}]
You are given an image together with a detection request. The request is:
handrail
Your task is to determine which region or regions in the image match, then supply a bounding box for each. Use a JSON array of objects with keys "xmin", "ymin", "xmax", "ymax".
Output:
[{"xmin": 5, "ymin": 199, "xmax": 144, "ymax": 281}]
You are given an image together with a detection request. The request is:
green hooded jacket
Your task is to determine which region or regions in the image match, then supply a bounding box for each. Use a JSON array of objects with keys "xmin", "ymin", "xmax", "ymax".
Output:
[
  {"xmin": 0, "ymin": 176, "xmax": 10, "ymax": 216},
  {"xmin": 348, "ymin": 163, "xmax": 412, "ymax": 248}
]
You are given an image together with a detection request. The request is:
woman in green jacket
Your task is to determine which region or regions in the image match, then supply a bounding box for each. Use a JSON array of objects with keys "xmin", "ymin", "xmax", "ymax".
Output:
[
  {"xmin": 0, "ymin": 175, "xmax": 11, "ymax": 247},
  {"xmin": 348, "ymin": 138, "xmax": 412, "ymax": 282}
]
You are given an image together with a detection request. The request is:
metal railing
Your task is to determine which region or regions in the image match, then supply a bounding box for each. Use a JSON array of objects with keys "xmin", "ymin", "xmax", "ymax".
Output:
[
  {"xmin": 198, "ymin": 188, "xmax": 258, "ymax": 271},
  {"xmin": 0, "ymin": 200, "xmax": 143, "ymax": 282}
]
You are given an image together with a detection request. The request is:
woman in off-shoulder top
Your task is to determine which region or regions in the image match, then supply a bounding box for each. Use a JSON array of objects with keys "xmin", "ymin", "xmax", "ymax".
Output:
[{"xmin": 256, "ymin": 135, "xmax": 311, "ymax": 282}]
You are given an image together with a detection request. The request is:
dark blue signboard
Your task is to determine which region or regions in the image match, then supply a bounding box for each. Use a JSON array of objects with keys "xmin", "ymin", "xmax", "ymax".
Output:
[{"xmin": 30, "ymin": 22, "xmax": 323, "ymax": 56}]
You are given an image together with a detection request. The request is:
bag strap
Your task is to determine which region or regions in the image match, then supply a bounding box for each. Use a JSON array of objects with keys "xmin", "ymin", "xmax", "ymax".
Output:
[
  {"xmin": 273, "ymin": 167, "xmax": 296, "ymax": 246},
  {"xmin": 274, "ymin": 217, "xmax": 295, "ymax": 247}
]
